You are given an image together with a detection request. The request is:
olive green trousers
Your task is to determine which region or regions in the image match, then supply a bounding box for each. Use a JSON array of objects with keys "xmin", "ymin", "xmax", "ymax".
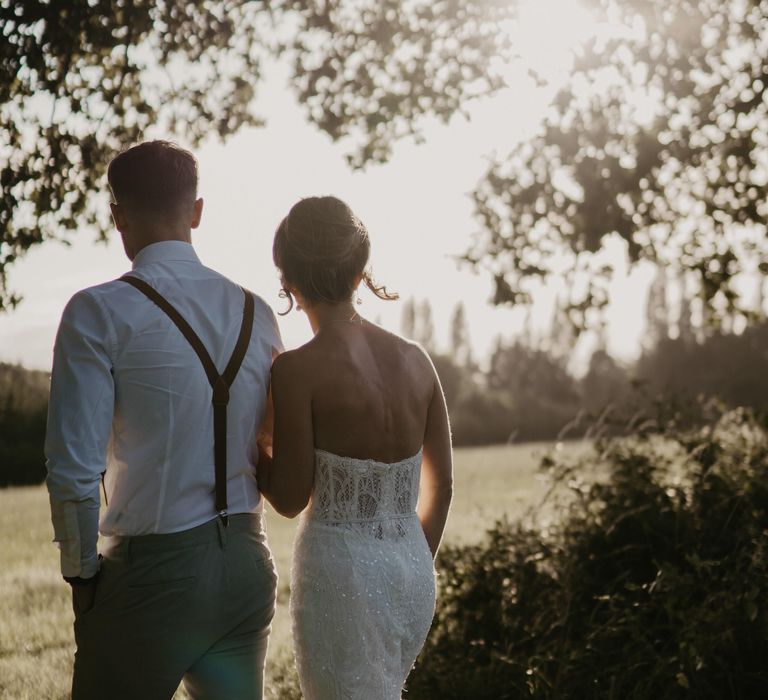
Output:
[{"xmin": 71, "ymin": 513, "xmax": 277, "ymax": 700}]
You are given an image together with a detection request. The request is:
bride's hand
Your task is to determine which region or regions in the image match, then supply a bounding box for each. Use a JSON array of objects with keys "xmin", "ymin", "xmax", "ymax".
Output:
[{"xmin": 255, "ymin": 441, "xmax": 273, "ymax": 496}]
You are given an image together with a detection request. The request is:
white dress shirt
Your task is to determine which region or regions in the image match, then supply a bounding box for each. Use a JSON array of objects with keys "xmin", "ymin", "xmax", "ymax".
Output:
[{"xmin": 45, "ymin": 241, "xmax": 283, "ymax": 578}]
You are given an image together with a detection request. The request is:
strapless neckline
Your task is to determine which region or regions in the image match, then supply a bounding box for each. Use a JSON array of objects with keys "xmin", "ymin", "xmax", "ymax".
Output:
[{"xmin": 314, "ymin": 447, "xmax": 423, "ymax": 467}]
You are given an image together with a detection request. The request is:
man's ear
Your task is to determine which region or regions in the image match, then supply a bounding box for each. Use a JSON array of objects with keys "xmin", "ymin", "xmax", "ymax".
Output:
[
  {"xmin": 191, "ymin": 197, "xmax": 204, "ymax": 229},
  {"xmin": 110, "ymin": 202, "xmax": 127, "ymax": 232}
]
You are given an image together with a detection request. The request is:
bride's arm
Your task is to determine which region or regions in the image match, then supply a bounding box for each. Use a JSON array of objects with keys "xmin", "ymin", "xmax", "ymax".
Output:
[
  {"xmin": 418, "ymin": 362, "xmax": 453, "ymax": 559},
  {"xmin": 256, "ymin": 355, "xmax": 278, "ymax": 455},
  {"xmin": 257, "ymin": 351, "xmax": 315, "ymax": 518},
  {"xmin": 254, "ymin": 350, "xmax": 279, "ymax": 492}
]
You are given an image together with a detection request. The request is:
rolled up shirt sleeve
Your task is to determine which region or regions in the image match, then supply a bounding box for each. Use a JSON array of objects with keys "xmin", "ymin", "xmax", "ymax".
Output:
[{"xmin": 45, "ymin": 290, "xmax": 115, "ymax": 578}]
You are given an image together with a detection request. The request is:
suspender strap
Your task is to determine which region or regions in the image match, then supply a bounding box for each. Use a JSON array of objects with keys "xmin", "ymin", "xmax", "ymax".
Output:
[{"xmin": 119, "ymin": 274, "xmax": 255, "ymax": 526}]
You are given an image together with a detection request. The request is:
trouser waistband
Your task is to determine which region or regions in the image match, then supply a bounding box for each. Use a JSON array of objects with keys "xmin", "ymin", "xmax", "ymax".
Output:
[{"xmin": 102, "ymin": 512, "xmax": 265, "ymax": 556}]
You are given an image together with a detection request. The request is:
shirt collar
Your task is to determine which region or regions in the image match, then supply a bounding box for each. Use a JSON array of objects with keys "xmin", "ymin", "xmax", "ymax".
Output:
[{"xmin": 131, "ymin": 241, "xmax": 201, "ymax": 270}]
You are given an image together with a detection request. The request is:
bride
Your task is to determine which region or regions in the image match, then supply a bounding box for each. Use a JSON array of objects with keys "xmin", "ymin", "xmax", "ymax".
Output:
[{"xmin": 257, "ymin": 196, "xmax": 453, "ymax": 699}]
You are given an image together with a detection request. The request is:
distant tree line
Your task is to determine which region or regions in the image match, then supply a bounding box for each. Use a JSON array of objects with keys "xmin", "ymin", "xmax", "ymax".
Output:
[
  {"xmin": 0, "ymin": 363, "xmax": 49, "ymax": 487},
  {"xmin": 3, "ymin": 288, "xmax": 767, "ymax": 485},
  {"xmin": 400, "ymin": 296, "xmax": 768, "ymax": 446}
]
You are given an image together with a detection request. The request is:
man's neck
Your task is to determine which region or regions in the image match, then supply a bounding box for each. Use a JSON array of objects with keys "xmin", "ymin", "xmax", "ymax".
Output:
[{"xmin": 129, "ymin": 232, "xmax": 192, "ymax": 260}]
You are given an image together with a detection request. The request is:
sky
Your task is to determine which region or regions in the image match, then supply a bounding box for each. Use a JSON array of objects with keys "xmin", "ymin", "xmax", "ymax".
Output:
[{"xmin": 0, "ymin": 0, "xmax": 653, "ymax": 372}]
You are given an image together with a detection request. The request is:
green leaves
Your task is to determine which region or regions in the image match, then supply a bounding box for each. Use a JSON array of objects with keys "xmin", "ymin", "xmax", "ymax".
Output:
[
  {"xmin": 3, "ymin": 0, "xmax": 767, "ymax": 330},
  {"xmin": 0, "ymin": 0, "xmax": 271, "ymax": 311},
  {"xmin": 464, "ymin": 0, "xmax": 768, "ymax": 331},
  {"xmin": 269, "ymin": 0, "xmax": 518, "ymax": 167},
  {"xmin": 1, "ymin": 0, "xmax": 524, "ymax": 311}
]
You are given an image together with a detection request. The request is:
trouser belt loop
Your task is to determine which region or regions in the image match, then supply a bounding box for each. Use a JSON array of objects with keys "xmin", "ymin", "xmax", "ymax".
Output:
[{"xmin": 217, "ymin": 517, "xmax": 228, "ymax": 548}]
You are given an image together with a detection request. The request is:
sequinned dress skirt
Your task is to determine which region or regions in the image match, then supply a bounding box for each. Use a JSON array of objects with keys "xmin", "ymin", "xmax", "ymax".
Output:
[{"xmin": 290, "ymin": 514, "xmax": 436, "ymax": 700}]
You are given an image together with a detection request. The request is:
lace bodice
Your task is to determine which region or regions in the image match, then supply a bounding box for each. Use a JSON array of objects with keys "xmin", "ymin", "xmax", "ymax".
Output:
[{"xmin": 308, "ymin": 448, "xmax": 422, "ymax": 525}]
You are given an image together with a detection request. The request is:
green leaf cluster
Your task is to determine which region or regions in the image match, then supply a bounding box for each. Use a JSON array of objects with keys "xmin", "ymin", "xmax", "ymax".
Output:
[
  {"xmin": 4, "ymin": 0, "xmax": 768, "ymax": 331},
  {"xmin": 0, "ymin": 0, "xmax": 271, "ymax": 310},
  {"xmin": 465, "ymin": 0, "xmax": 768, "ymax": 329}
]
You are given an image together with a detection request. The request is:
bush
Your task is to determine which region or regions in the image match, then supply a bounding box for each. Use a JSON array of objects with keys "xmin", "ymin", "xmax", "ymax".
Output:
[
  {"xmin": 406, "ymin": 408, "xmax": 768, "ymax": 699},
  {"xmin": 0, "ymin": 363, "xmax": 49, "ymax": 487},
  {"xmin": 266, "ymin": 650, "xmax": 302, "ymax": 700},
  {"xmin": 0, "ymin": 404, "xmax": 47, "ymax": 487}
]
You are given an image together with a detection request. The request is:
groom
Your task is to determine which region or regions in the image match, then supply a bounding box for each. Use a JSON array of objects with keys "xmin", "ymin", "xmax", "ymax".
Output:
[{"xmin": 45, "ymin": 140, "xmax": 282, "ymax": 699}]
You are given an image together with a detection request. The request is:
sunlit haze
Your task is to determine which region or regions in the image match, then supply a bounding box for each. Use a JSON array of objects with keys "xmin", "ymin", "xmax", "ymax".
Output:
[
  {"xmin": 0, "ymin": 1, "xmax": 650, "ymax": 372},
  {"xmin": 513, "ymin": 0, "xmax": 607, "ymax": 76}
]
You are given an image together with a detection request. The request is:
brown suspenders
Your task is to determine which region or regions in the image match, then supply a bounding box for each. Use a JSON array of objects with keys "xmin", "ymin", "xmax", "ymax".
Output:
[{"xmin": 119, "ymin": 274, "xmax": 255, "ymax": 526}]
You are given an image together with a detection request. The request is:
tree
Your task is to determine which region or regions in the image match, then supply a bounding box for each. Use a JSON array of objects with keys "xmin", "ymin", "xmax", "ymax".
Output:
[
  {"xmin": 279, "ymin": 0, "xmax": 768, "ymax": 330},
  {"xmin": 277, "ymin": 0, "xmax": 516, "ymax": 166},
  {"xmin": 635, "ymin": 319, "xmax": 768, "ymax": 415},
  {"xmin": 580, "ymin": 348, "xmax": 631, "ymax": 415},
  {"xmin": 487, "ymin": 340, "xmax": 581, "ymax": 440},
  {"xmin": 1, "ymin": 0, "xmax": 517, "ymax": 311},
  {"xmin": 449, "ymin": 301, "xmax": 472, "ymax": 366},
  {"xmin": 644, "ymin": 265, "xmax": 670, "ymax": 350},
  {"xmin": 0, "ymin": 0, "xmax": 273, "ymax": 310},
  {"xmin": 400, "ymin": 296, "xmax": 417, "ymax": 339},
  {"xmin": 0, "ymin": 363, "xmax": 49, "ymax": 486},
  {"xmin": 415, "ymin": 298, "xmax": 435, "ymax": 351},
  {"xmin": 464, "ymin": 0, "xmax": 768, "ymax": 329},
  {"xmin": 547, "ymin": 291, "xmax": 580, "ymax": 358},
  {"xmin": 676, "ymin": 278, "xmax": 697, "ymax": 344},
  {"xmin": 6, "ymin": 0, "xmax": 768, "ymax": 329},
  {"xmin": 399, "ymin": 296, "xmax": 435, "ymax": 349}
]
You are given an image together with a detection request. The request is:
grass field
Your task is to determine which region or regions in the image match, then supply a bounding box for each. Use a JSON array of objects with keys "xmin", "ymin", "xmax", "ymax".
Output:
[{"xmin": 0, "ymin": 442, "xmax": 556, "ymax": 699}]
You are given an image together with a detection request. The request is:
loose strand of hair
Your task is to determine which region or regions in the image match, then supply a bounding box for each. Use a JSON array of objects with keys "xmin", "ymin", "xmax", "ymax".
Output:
[{"xmin": 363, "ymin": 270, "xmax": 399, "ymax": 302}]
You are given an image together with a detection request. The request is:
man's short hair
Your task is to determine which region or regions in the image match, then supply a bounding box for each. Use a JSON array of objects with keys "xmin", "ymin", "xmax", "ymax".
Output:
[{"xmin": 107, "ymin": 140, "xmax": 198, "ymax": 220}]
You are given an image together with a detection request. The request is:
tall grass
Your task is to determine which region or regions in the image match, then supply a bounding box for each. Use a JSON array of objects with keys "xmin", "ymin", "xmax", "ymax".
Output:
[{"xmin": 0, "ymin": 442, "xmax": 547, "ymax": 699}]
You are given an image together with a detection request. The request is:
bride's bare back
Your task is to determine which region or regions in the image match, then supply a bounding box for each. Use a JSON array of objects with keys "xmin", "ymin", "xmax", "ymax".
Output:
[
  {"xmin": 265, "ymin": 317, "xmax": 451, "ymax": 551},
  {"xmin": 304, "ymin": 320, "xmax": 434, "ymax": 462}
]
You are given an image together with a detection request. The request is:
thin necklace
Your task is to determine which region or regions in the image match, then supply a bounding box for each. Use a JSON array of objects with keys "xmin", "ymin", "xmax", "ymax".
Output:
[{"xmin": 318, "ymin": 311, "xmax": 363, "ymax": 329}]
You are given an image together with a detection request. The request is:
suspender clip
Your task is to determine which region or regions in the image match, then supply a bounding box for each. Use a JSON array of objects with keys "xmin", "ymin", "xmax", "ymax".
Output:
[{"xmin": 218, "ymin": 509, "xmax": 229, "ymax": 527}]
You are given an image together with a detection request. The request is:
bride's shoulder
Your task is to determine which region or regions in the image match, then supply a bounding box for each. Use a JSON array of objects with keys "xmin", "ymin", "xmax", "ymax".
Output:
[
  {"xmin": 386, "ymin": 328, "xmax": 432, "ymax": 360},
  {"xmin": 270, "ymin": 347, "xmax": 309, "ymax": 380},
  {"xmin": 374, "ymin": 327, "xmax": 435, "ymax": 373},
  {"xmin": 368, "ymin": 322, "xmax": 418, "ymax": 349},
  {"xmin": 270, "ymin": 337, "xmax": 329, "ymax": 379}
]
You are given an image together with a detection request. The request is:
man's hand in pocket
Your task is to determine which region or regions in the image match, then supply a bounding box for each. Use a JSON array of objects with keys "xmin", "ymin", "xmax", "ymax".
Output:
[{"xmin": 69, "ymin": 576, "xmax": 99, "ymax": 616}]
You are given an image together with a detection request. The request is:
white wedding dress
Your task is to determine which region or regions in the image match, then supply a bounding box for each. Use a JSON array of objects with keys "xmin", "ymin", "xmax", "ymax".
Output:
[{"xmin": 290, "ymin": 448, "xmax": 436, "ymax": 699}]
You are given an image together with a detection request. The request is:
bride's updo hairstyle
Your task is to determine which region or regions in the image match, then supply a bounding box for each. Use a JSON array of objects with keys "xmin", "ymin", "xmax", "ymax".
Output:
[{"xmin": 273, "ymin": 196, "xmax": 398, "ymax": 314}]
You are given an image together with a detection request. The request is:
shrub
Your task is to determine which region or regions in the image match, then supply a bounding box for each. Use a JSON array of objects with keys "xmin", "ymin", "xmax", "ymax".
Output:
[
  {"xmin": 0, "ymin": 363, "xmax": 48, "ymax": 487},
  {"xmin": 266, "ymin": 651, "xmax": 302, "ymax": 700},
  {"xmin": 406, "ymin": 408, "xmax": 768, "ymax": 699}
]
